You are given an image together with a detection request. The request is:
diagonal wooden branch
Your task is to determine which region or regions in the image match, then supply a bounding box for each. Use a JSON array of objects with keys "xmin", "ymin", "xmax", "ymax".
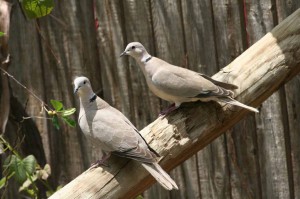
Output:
[{"xmin": 50, "ymin": 8, "xmax": 300, "ymax": 199}]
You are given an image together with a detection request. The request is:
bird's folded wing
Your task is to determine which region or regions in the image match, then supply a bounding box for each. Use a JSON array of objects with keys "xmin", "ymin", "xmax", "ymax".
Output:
[
  {"xmin": 199, "ymin": 73, "xmax": 238, "ymax": 90},
  {"xmin": 151, "ymin": 69, "xmax": 230, "ymax": 99},
  {"xmin": 90, "ymin": 107, "xmax": 155, "ymax": 163}
]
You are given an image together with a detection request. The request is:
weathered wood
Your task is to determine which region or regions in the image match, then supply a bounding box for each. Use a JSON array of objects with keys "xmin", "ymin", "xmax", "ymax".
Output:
[
  {"xmin": 276, "ymin": 2, "xmax": 300, "ymax": 198},
  {"xmin": 181, "ymin": 0, "xmax": 218, "ymax": 74},
  {"xmin": 37, "ymin": 0, "xmax": 100, "ymax": 182},
  {"xmin": 50, "ymin": 9, "xmax": 300, "ymax": 199},
  {"xmin": 122, "ymin": 0, "xmax": 160, "ymax": 128},
  {"xmin": 178, "ymin": 1, "xmax": 223, "ymax": 196},
  {"xmin": 194, "ymin": 0, "xmax": 242, "ymax": 198},
  {"xmin": 146, "ymin": 1, "xmax": 187, "ymax": 196},
  {"xmin": 94, "ymin": 0, "xmax": 129, "ymax": 113},
  {"xmin": 212, "ymin": 1, "xmax": 259, "ymax": 199},
  {"xmin": 245, "ymin": 0, "xmax": 291, "ymax": 198}
]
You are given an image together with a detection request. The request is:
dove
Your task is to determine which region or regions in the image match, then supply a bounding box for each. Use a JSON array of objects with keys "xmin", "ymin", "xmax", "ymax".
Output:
[
  {"xmin": 120, "ymin": 42, "xmax": 258, "ymax": 113},
  {"xmin": 73, "ymin": 76, "xmax": 178, "ymax": 190}
]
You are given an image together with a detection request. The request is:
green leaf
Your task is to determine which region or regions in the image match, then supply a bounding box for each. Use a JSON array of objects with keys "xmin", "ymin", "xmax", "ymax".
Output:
[
  {"xmin": 13, "ymin": 155, "xmax": 36, "ymax": 184},
  {"xmin": 0, "ymin": 32, "xmax": 5, "ymax": 37},
  {"xmin": 50, "ymin": 100, "xmax": 63, "ymax": 111},
  {"xmin": 0, "ymin": 177, "xmax": 7, "ymax": 189},
  {"xmin": 21, "ymin": 0, "xmax": 54, "ymax": 19},
  {"xmin": 3, "ymin": 155, "xmax": 19, "ymax": 175},
  {"xmin": 62, "ymin": 117, "xmax": 76, "ymax": 127},
  {"xmin": 25, "ymin": 189, "xmax": 35, "ymax": 196},
  {"xmin": 62, "ymin": 108, "xmax": 76, "ymax": 117},
  {"xmin": 23, "ymin": 155, "xmax": 36, "ymax": 175},
  {"xmin": 52, "ymin": 115, "xmax": 60, "ymax": 130}
]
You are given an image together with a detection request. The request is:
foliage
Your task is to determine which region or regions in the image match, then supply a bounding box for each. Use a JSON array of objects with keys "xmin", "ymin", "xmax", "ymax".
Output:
[
  {"xmin": 49, "ymin": 100, "xmax": 76, "ymax": 129},
  {"xmin": 20, "ymin": 0, "xmax": 54, "ymax": 19},
  {"xmin": 0, "ymin": 1, "xmax": 74, "ymax": 198},
  {"xmin": 0, "ymin": 136, "xmax": 61, "ymax": 198},
  {"xmin": 0, "ymin": 33, "xmax": 76, "ymax": 197}
]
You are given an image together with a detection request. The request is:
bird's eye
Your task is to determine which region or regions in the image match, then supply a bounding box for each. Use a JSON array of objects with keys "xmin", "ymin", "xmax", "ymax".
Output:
[
  {"xmin": 131, "ymin": 46, "xmax": 136, "ymax": 50},
  {"xmin": 83, "ymin": 81, "xmax": 86, "ymax": 84}
]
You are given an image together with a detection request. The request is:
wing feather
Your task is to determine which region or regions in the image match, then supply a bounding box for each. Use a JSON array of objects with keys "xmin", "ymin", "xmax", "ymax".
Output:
[
  {"xmin": 83, "ymin": 105, "xmax": 156, "ymax": 163},
  {"xmin": 152, "ymin": 68, "xmax": 233, "ymax": 99}
]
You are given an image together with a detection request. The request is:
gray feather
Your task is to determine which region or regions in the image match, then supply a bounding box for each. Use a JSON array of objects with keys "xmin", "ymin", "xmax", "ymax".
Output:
[
  {"xmin": 74, "ymin": 76, "xmax": 178, "ymax": 190},
  {"xmin": 122, "ymin": 42, "xmax": 258, "ymax": 112}
]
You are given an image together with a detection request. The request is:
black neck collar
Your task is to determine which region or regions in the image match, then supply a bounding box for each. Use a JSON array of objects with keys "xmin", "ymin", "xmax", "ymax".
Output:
[
  {"xmin": 89, "ymin": 94, "xmax": 97, "ymax": 103},
  {"xmin": 145, "ymin": 56, "xmax": 152, "ymax": 62}
]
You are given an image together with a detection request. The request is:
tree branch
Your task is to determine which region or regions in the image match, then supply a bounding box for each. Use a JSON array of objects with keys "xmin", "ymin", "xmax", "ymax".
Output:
[{"xmin": 50, "ymin": 8, "xmax": 300, "ymax": 199}]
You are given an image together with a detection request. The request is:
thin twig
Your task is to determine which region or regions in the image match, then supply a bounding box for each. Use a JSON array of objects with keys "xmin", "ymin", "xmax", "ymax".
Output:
[
  {"xmin": 0, "ymin": 67, "xmax": 51, "ymax": 112},
  {"xmin": 49, "ymin": 13, "xmax": 67, "ymax": 27},
  {"xmin": 22, "ymin": 116, "xmax": 52, "ymax": 120}
]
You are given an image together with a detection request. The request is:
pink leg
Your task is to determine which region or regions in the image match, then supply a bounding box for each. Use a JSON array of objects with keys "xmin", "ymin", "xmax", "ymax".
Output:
[
  {"xmin": 159, "ymin": 103, "xmax": 178, "ymax": 116},
  {"xmin": 90, "ymin": 152, "xmax": 111, "ymax": 169}
]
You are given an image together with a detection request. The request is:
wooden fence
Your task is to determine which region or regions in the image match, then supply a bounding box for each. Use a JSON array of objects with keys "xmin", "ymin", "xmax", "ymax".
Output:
[{"xmin": 2, "ymin": 0, "xmax": 300, "ymax": 198}]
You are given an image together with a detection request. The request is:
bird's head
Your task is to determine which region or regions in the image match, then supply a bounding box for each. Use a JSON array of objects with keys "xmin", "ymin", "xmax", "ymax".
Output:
[
  {"xmin": 73, "ymin": 76, "xmax": 93, "ymax": 95},
  {"xmin": 120, "ymin": 42, "xmax": 148, "ymax": 59}
]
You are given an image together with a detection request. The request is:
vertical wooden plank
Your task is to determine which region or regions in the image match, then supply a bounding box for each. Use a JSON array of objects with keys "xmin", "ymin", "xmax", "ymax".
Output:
[
  {"xmin": 144, "ymin": 0, "xmax": 186, "ymax": 198},
  {"xmin": 121, "ymin": 0, "xmax": 160, "ymax": 129},
  {"xmin": 197, "ymin": 141, "xmax": 230, "ymax": 199},
  {"xmin": 276, "ymin": 1, "xmax": 300, "ymax": 198},
  {"xmin": 170, "ymin": 1, "xmax": 219, "ymax": 198},
  {"xmin": 8, "ymin": 0, "xmax": 48, "ymax": 158},
  {"xmin": 181, "ymin": 0, "xmax": 218, "ymax": 75},
  {"xmin": 37, "ymin": 0, "xmax": 101, "ymax": 183},
  {"xmin": 212, "ymin": 0, "xmax": 246, "ymax": 68},
  {"xmin": 196, "ymin": 1, "xmax": 247, "ymax": 198},
  {"xmin": 227, "ymin": 117, "xmax": 262, "ymax": 199},
  {"xmin": 212, "ymin": 1, "xmax": 263, "ymax": 198},
  {"xmin": 255, "ymin": 94, "xmax": 290, "ymax": 198},
  {"xmin": 284, "ymin": 77, "xmax": 300, "ymax": 199},
  {"xmin": 180, "ymin": 1, "xmax": 228, "ymax": 198},
  {"xmin": 150, "ymin": 0, "xmax": 185, "ymax": 65},
  {"xmin": 245, "ymin": 0, "xmax": 290, "ymax": 198},
  {"xmin": 95, "ymin": 0, "xmax": 129, "ymax": 114},
  {"xmin": 177, "ymin": 156, "xmax": 201, "ymax": 199}
]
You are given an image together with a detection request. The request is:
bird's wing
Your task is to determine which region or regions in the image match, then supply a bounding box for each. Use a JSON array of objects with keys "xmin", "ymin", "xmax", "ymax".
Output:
[
  {"xmin": 199, "ymin": 73, "xmax": 238, "ymax": 90},
  {"xmin": 86, "ymin": 106, "xmax": 156, "ymax": 163},
  {"xmin": 151, "ymin": 67, "xmax": 232, "ymax": 99}
]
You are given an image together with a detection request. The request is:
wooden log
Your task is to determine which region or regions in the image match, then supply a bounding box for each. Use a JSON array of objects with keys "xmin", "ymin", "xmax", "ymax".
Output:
[{"xmin": 50, "ymin": 8, "xmax": 300, "ymax": 199}]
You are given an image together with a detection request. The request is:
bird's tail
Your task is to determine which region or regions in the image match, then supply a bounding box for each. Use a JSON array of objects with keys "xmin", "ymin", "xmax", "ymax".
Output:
[
  {"xmin": 218, "ymin": 97, "xmax": 259, "ymax": 113},
  {"xmin": 141, "ymin": 162, "xmax": 178, "ymax": 190}
]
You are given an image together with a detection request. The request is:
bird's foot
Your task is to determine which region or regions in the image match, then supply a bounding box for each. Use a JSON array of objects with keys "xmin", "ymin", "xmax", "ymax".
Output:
[
  {"xmin": 89, "ymin": 153, "xmax": 111, "ymax": 169},
  {"xmin": 159, "ymin": 103, "xmax": 178, "ymax": 116}
]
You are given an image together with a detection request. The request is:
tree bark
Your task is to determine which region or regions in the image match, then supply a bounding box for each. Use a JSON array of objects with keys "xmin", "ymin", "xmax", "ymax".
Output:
[{"xmin": 50, "ymin": 8, "xmax": 300, "ymax": 199}]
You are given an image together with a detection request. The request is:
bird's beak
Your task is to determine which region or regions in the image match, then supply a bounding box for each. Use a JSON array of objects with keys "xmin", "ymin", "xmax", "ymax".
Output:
[
  {"xmin": 74, "ymin": 86, "xmax": 80, "ymax": 94},
  {"xmin": 120, "ymin": 51, "xmax": 126, "ymax": 57}
]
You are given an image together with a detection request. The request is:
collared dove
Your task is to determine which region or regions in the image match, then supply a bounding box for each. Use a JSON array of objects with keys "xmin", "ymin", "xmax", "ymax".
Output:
[
  {"xmin": 120, "ymin": 42, "xmax": 258, "ymax": 113},
  {"xmin": 73, "ymin": 76, "xmax": 178, "ymax": 190}
]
